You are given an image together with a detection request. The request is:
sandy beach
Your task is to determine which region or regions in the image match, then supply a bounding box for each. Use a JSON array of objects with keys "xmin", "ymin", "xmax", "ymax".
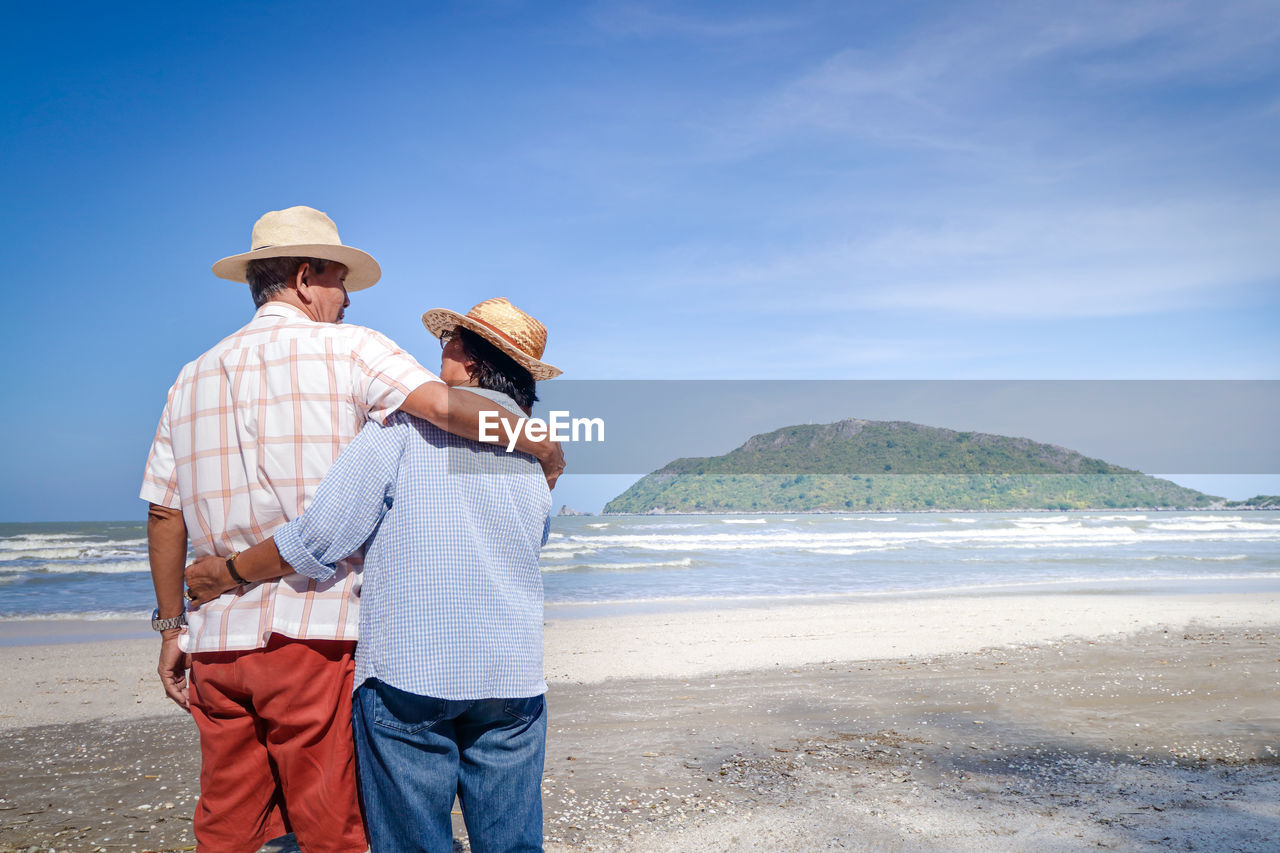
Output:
[{"xmin": 1, "ymin": 591, "xmax": 1276, "ymax": 851}]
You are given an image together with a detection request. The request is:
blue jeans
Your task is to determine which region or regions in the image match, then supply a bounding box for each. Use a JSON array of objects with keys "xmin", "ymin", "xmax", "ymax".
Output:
[{"xmin": 352, "ymin": 679, "xmax": 546, "ymax": 853}]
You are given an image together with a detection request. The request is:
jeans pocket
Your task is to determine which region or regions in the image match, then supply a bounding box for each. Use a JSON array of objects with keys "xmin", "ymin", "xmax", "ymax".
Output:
[
  {"xmin": 503, "ymin": 694, "xmax": 545, "ymax": 724},
  {"xmin": 370, "ymin": 681, "xmax": 447, "ymax": 735}
]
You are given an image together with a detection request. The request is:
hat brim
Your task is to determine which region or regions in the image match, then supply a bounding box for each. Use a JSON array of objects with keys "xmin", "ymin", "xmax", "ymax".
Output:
[
  {"xmin": 423, "ymin": 308, "xmax": 562, "ymax": 381},
  {"xmin": 211, "ymin": 244, "xmax": 381, "ymax": 292}
]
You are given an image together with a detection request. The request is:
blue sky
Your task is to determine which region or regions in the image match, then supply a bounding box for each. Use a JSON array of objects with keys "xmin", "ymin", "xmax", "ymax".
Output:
[{"xmin": 1, "ymin": 0, "xmax": 1277, "ymax": 520}]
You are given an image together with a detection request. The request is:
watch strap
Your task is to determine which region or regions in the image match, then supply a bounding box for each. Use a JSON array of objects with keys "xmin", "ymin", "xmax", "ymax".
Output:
[
  {"xmin": 226, "ymin": 552, "xmax": 249, "ymax": 585},
  {"xmin": 151, "ymin": 608, "xmax": 188, "ymax": 632}
]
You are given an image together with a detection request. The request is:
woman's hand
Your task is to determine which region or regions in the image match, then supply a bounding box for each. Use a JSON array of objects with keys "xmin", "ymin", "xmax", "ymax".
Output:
[{"xmin": 184, "ymin": 555, "xmax": 237, "ymax": 606}]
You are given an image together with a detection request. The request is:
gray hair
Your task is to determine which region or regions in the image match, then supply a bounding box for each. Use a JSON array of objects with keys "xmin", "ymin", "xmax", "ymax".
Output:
[{"xmin": 245, "ymin": 257, "xmax": 330, "ymax": 307}]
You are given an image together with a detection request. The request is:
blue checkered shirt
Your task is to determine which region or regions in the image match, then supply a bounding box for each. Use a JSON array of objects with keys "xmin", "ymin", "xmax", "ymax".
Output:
[{"xmin": 274, "ymin": 389, "xmax": 551, "ymax": 701}]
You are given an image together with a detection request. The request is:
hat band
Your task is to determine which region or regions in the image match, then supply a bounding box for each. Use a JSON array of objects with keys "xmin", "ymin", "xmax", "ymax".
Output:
[{"xmin": 469, "ymin": 315, "xmax": 539, "ymax": 359}]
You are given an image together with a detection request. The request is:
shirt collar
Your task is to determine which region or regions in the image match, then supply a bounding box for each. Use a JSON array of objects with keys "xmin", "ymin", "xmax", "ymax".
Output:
[{"xmin": 255, "ymin": 301, "xmax": 312, "ymax": 322}]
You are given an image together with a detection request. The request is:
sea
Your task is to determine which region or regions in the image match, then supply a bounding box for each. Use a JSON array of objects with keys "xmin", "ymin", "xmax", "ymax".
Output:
[{"xmin": 1, "ymin": 512, "xmax": 1277, "ymax": 628}]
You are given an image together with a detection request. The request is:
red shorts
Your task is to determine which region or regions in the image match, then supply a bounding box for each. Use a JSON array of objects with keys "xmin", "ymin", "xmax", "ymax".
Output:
[{"xmin": 189, "ymin": 635, "xmax": 366, "ymax": 853}]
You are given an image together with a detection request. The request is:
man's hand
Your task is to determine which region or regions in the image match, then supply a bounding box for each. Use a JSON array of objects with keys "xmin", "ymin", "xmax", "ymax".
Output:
[
  {"xmin": 401, "ymin": 383, "xmax": 567, "ymax": 488},
  {"xmin": 538, "ymin": 440, "xmax": 565, "ymax": 490},
  {"xmin": 158, "ymin": 632, "xmax": 191, "ymax": 712},
  {"xmin": 185, "ymin": 555, "xmax": 237, "ymax": 606},
  {"xmin": 147, "ymin": 503, "xmax": 191, "ymax": 711}
]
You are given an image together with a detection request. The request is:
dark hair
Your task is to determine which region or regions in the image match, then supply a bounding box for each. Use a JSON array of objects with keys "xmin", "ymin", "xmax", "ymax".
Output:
[
  {"xmin": 454, "ymin": 328, "xmax": 538, "ymax": 411},
  {"xmin": 245, "ymin": 256, "xmax": 330, "ymax": 307}
]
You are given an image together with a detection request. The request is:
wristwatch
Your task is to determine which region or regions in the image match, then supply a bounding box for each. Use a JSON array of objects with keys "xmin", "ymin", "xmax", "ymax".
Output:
[{"xmin": 151, "ymin": 607, "xmax": 188, "ymax": 632}]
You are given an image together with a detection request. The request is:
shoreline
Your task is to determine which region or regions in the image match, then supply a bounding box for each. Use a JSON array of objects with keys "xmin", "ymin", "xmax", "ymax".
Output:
[
  {"xmin": 0, "ymin": 590, "xmax": 1275, "ymax": 732},
  {"xmin": 593, "ymin": 506, "xmax": 1280, "ymax": 517},
  {"xmin": 0, "ymin": 602, "xmax": 1275, "ymax": 851},
  {"xmin": 4, "ymin": 574, "xmax": 1278, "ymax": 642},
  {"xmin": 541, "ymin": 590, "xmax": 1279, "ymax": 683}
]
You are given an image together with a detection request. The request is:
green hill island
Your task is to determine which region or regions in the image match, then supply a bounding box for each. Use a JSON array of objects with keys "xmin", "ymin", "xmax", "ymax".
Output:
[{"xmin": 603, "ymin": 418, "xmax": 1222, "ymax": 514}]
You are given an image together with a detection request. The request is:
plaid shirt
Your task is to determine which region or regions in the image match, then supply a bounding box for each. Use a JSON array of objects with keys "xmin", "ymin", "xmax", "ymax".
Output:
[
  {"xmin": 140, "ymin": 302, "xmax": 437, "ymax": 654},
  {"xmin": 274, "ymin": 391, "xmax": 552, "ymax": 701}
]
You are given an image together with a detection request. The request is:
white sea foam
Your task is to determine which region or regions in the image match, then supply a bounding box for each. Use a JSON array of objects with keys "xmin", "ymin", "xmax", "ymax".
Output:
[
  {"xmin": 9, "ymin": 513, "xmax": 1276, "ymax": 616},
  {"xmin": 0, "ymin": 533, "xmax": 87, "ymax": 547},
  {"xmin": 856, "ymin": 572, "xmax": 1280, "ymax": 596},
  {"xmin": 918, "ymin": 572, "xmax": 1280, "ymax": 592},
  {"xmin": 0, "ymin": 547, "xmax": 96, "ymax": 562},
  {"xmin": 0, "ymin": 535, "xmax": 147, "ymax": 561},
  {"xmin": 1136, "ymin": 553, "xmax": 1251, "ymax": 562},
  {"xmin": 1147, "ymin": 521, "xmax": 1277, "ymax": 533},
  {"xmin": 1168, "ymin": 515, "xmax": 1244, "ymax": 523},
  {"xmin": 542, "ymin": 558, "xmax": 695, "ymax": 573},
  {"xmin": 0, "ymin": 560, "xmax": 151, "ymax": 575},
  {"xmin": 803, "ymin": 546, "xmax": 906, "ymax": 556},
  {"xmin": 0, "ymin": 610, "xmax": 148, "ymax": 621},
  {"xmin": 544, "ymin": 519, "xmax": 1280, "ymax": 555},
  {"xmin": 541, "ymin": 540, "xmax": 603, "ymax": 553},
  {"xmin": 539, "ymin": 550, "xmax": 600, "ymax": 561}
]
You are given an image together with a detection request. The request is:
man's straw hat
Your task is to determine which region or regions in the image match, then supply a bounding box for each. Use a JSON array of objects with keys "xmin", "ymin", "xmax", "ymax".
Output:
[
  {"xmin": 211, "ymin": 205, "xmax": 382, "ymax": 292},
  {"xmin": 423, "ymin": 297, "xmax": 562, "ymax": 381}
]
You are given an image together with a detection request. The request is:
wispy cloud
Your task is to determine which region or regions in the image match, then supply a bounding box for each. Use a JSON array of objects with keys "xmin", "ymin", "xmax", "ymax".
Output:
[
  {"xmin": 423, "ymin": 2, "xmax": 1280, "ymax": 364},
  {"xmin": 624, "ymin": 195, "xmax": 1280, "ymax": 319},
  {"xmin": 551, "ymin": 2, "xmax": 1280, "ymax": 325},
  {"xmin": 1038, "ymin": 1, "xmax": 1280, "ymax": 84},
  {"xmin": 717, "ymin": 0, "xmax": 1280, "ymax": 157}
]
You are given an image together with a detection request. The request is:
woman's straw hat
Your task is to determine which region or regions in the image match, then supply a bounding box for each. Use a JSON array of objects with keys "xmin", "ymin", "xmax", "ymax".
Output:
[
  {"xmin": 211, "ymin": 205, "xmax": 382, "ymax": 292},
  {"xmin": 423, "ymin": 297, "xmax": 562, "ymax": 381}
]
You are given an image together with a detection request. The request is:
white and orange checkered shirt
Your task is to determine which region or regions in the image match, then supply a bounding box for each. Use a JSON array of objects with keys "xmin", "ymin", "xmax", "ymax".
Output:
[{"xmin": 140, "ymin": 302, "xmax": 438, "ymax": 654}]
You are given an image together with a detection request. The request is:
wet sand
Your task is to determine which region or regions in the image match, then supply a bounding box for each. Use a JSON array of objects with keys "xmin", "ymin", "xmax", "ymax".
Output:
[{"xmin": 0, "ymin": 593, "xmax": 1276, "ymax": 851}]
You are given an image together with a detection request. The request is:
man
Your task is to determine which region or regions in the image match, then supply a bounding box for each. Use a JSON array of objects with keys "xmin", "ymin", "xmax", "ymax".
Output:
[
  {"xmin": 186, "ymin": 297, "xmax": 559, "ymax": 852},
  {"xmin": 142, "ymin": 208, "xmax": 561, "ymax": 853}
]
